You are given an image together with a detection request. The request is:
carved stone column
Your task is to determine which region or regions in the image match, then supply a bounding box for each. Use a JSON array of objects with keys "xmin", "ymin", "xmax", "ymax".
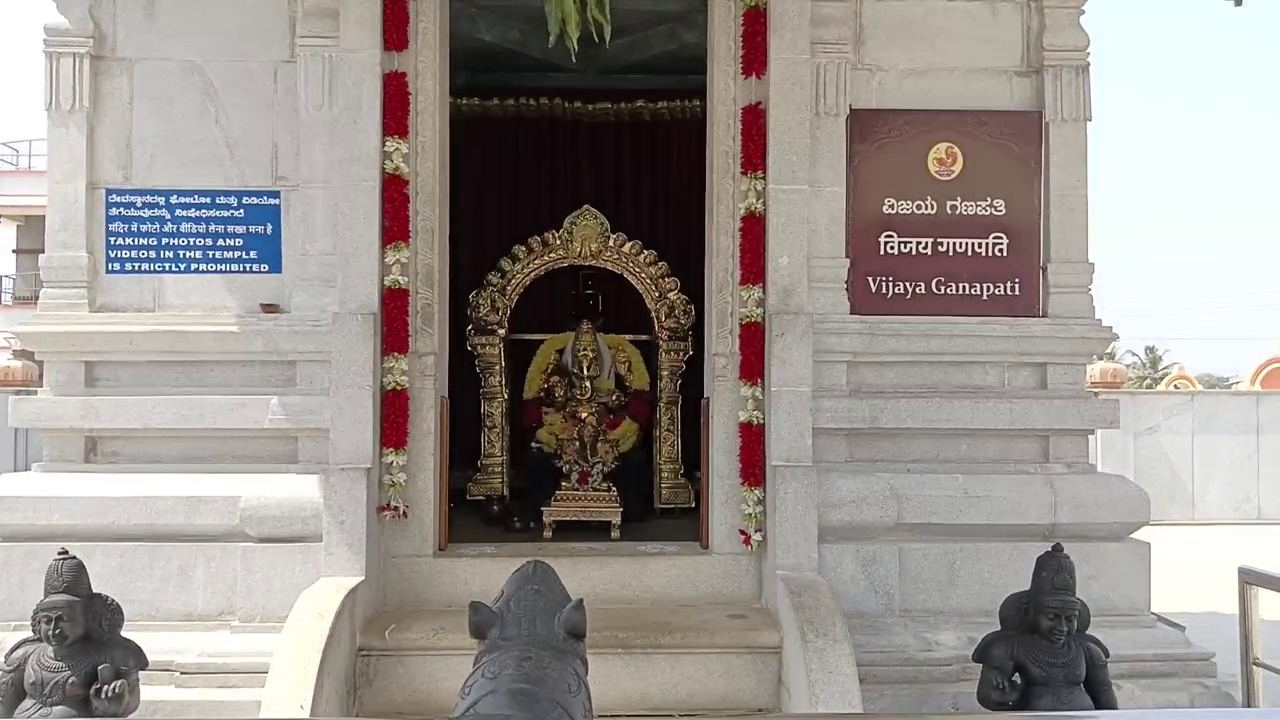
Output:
[
  {"xmin": 292, "ymin": 0, "xmax": 341, "ymax": 315},
  {"xmin": 705, "ymin": 0, "xmax": 742, "ymax": 552},
  {"xmin": 392, "ymin": 0, "xmax": 449, "ymax": 556},
  {"xmin": 322, "ymin": 0, "xmax": 382, "ymax": 577},
  {"xmin": 1042, "ymin": 0, "xmax": 1095, "ymax": 319},
  {"xmin": 40, "ymin": 0, "xmax": 95, "ymax": 313},
  {"xmin": 807, "ymin": 0, "xmax": 855, "ymax": 316},
  {"xmin": 764, "ymin": 0, "xmax": 818, "ymax": 574}
]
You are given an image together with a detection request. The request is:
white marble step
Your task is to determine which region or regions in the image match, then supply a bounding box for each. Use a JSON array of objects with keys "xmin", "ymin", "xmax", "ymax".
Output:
[
  {"xmin": 134, "ymin": 686, "xmax": 264, "ymax": 719},
  {"xmin": 385, "ymin": 549, "xmax": 760, "ymax": 608},
  {"xmin": 356, "ymin": 604, "xmax": 781, "ymax": 717}
]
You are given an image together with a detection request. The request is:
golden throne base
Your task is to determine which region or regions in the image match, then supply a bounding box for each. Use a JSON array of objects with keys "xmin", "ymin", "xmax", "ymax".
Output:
[{"xmin": 541, "ymin": 489, "xmax": 624, "ymax": 540}]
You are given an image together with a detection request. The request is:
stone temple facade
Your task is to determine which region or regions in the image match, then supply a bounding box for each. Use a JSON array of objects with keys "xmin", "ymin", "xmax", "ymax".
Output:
[{"xmin": 0, "ymin": 0, "xmax": 1237, "ymax": 716}]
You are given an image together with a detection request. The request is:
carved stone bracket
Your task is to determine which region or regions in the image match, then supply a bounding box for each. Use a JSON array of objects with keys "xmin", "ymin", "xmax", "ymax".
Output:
[
  {"xmin": 811, "ymin": 0, "xmax": 854, "ymax": 118},
  {"xmin": 1042, "ymin": 0, "xmax": 1091, "ymax": 124},
  {"xmin": 50, "ymin": 0, "xmax": 94, "ymax": 36},
  {"xmin": 1044, "ymin": 63, "xmax": 1091, "ymax": 124},
  {"xmin": 44, "ymin": 34, "xmax": 92, "ymax": 112},
  {"xmin": 813, "ymin": 59, "xmax": 849, "ymax": 118},
  {"xmin": 298, "ymin": 42, "xmax": 338, "ymax": 113},
  {"xmin": 1042, "ymin": 0, "xmax": 1091, "ymax": 56},
  {"xmin": 298, "ymin": 0, "xmax": 340, "ymax": 112},
  {"xmin": 46, "ymin": 0, "xmax": 95, "ymax": 112}
]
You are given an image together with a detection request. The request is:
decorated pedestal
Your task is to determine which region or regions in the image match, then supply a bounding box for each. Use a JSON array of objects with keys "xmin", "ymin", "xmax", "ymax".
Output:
[{"xmin": 542, "ymin": 488, "xmax": 624, "ymax": 541}]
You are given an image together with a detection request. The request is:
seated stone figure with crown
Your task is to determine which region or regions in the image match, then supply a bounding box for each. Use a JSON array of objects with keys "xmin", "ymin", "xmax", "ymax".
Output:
[
  {"xmin": 0, "ymin": 548, "xmax": 150, "ymax": 719},
  {"xmin": 971, "ymin": 542, "xmax": 1118, "ymax": 712},
  {"xmin": 518, "ymin": 317, "xmax": 653, "ymax": 531}
]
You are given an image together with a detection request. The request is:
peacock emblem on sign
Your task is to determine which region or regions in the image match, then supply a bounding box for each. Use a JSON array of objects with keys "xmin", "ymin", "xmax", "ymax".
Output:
[{"xmin": 927, "ymin": 141, "xmax": 964, "ymax": 181}]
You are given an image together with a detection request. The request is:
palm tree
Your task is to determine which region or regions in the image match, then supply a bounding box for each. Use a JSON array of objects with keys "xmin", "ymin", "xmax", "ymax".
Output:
[
  {"xmin": 1124, "ymin": 345, "xmax": 1177, "ymax": 389},
  {"xmin": 1095, "ymin": 342, "xmax": 1124, "ymax": 363}
]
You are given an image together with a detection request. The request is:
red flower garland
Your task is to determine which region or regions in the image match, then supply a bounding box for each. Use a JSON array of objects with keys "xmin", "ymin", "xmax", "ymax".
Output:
[
  {"xmin": 378, "ymin": 0, "xmax": 413, "ymax": 520},
  {"xmin": 382, "ymin": 174, "xmax": 411, "ymax": 246},
  {"xmin": 740, "ymin": 102, "xmax": 767, "ymax": 174},
  {"xmin": 382, "ymin": 71, "xmax": 411, "ymax": 138},
  {"xmin": 382, "ymin": 0, "xmax": 410, "ymax": 53},
  {"xmin": 382, "ymin": 287, "xmax": 411, "ymax": 356},
  {"xmin": 737, "ymin": 0, "xmax": 768, "ymax": 550},
  {"xmin": 740, "ymin": 2, "xmax": 768, "ymax": 80},
  {"xmin": 738, "ymin": 321, "xmax": 765, "ymax": 383}
]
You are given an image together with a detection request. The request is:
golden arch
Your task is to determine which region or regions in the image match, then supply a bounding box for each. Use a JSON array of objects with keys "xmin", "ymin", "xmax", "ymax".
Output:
[{"xmin": 464, "ymin": 206, "xmax": 696, "ymax": 508}]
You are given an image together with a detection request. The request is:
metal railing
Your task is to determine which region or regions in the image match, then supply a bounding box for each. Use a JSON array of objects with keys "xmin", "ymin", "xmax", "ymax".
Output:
[
  {"xmin": 0, "ymin": 139, "xmax": 48, "ymax": 172},
  {"xmin": 0, "ymin": 272, "xmax": 41, "ymax": 305},
  {"xmin": 1239, "ymin": 565, "xmax": 1280, "ymax": 707}
]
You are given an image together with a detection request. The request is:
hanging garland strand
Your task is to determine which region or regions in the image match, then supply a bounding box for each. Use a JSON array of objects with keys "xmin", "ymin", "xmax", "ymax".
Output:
[
  {"xmin": 737, "ymin": 0, "xmax": 768, "ymax": 550},
  {"xmin": 379, "ymin": 0, "xmax": 413, "ymax": 519}
]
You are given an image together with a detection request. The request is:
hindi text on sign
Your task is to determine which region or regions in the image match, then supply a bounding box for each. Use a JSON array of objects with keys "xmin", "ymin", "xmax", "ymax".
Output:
[{"xmin": 877, "ymin": 231, "xmax": 1010, "ymax": 258}]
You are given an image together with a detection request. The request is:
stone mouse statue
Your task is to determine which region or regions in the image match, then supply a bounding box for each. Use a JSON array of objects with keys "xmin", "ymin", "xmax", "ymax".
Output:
[{"xmin": 450, "ymin": 559, "xmax": 592, "ymax": 720}]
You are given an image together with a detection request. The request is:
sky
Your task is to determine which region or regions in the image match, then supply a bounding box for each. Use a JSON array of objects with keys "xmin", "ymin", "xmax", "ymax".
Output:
[{"xmin": 0, "ymin": 1, "xmax": 1277, "ymax": 375}]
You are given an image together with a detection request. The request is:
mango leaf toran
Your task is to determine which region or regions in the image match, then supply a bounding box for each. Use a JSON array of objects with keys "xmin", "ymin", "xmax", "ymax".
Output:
[{"xmin": 545, "ymin": 0, "xmax": 612, "ymax": 61}]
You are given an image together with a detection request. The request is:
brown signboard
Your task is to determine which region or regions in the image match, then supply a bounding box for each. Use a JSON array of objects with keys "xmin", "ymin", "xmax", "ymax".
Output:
[{"xmin": 846, "ymin": 109, "xmax": 1044, "ymax": 317}]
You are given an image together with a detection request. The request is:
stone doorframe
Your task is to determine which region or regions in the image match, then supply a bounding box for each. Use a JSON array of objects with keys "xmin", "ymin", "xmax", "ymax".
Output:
[{"xmin": 386, "ymin": 0, "xmax": 748, "ymax": 556}]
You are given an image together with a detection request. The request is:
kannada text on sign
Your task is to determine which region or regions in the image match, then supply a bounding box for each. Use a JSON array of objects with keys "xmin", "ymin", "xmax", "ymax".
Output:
[
  {"xmin": 104, "ymin": 189, "xmax": 283, "ymax": 275},
  {"xmin": 846, "ymin": 110, "xmax": 1044, "ymax": 318}
]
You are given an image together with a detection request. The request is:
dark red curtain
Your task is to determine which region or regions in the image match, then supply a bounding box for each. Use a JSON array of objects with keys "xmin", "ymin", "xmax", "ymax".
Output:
[{"xmin": 448, "ymin": 97, "xmax": 707, "ymax": 482}]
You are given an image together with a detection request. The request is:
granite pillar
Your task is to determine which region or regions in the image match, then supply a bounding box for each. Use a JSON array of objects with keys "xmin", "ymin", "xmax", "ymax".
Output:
[{"xmin": 40, "ymin": 0, "xmax": 95, "ymax": 314}]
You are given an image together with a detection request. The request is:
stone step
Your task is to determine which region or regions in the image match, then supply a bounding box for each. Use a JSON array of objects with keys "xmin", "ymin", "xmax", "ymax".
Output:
[
  {"xmin": 385, "ymin": 551, "xmax": 760, "ymax": 608},
  {"xmin": 857, "ymin": 677, "xmax": 1238, "ymax": 714},
  {"xmin": 134, "ymin": 686, "xmax": 263, "ymax": 719},
  {"xmin": 848, "ymin": 616, "xmax": 1237, "ymax": 712},
  {"xmin": 142, "ymin": 668, "xmax": 269, "ymax": 689},
  {"xmin": 356, "ymin": 604, "xmax": 781, "ymax": 717}
]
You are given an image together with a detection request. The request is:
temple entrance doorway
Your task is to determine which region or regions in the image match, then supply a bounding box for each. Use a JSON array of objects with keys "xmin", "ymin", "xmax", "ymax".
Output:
[{"xmin": 443, "ymin": 0, "xmax": 709, "ymax": 545}]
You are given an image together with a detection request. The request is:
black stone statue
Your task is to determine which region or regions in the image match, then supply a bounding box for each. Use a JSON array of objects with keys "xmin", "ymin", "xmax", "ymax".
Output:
[
  {"xmin": 451, "ymin": 559, "xmax": 592, "ymax": 720},
  {"xmin": 971, "ymin": 542, "xmax": 1118, "ymax": 712},
  {"xmin": 0, "ymin": 548, "xmax": 150, "ymax": 719}
]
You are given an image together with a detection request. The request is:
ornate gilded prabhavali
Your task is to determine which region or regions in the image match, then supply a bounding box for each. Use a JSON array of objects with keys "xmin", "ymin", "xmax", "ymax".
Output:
[{"xmin": 466, "ymin": 206, "xmax": 695, "ymax": 508}]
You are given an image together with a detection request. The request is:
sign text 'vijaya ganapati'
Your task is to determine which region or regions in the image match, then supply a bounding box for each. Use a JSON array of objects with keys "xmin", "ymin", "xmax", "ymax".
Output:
[{"xmin": 846, "ymin": 109, "xmax": 1044, "ymax": 317}]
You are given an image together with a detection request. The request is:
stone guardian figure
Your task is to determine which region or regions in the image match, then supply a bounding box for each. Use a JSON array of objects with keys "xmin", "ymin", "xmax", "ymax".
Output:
[
  {"xmin": 971, "ymin": 542, "xmax": 1118, "ymax": 711},
  {"xmin": 0, "ymin": 548, "xmax": 150, "ymax": 718},
  {"xmin": 451, "ymin": 559, "xmax": 592, "ymax": 720}
]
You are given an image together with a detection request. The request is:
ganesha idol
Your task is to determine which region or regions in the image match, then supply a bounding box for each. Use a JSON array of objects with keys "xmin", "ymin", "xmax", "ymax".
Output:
[{"xmin": 515, "ymin": 318, "xmax": 653, "ymax": 529}]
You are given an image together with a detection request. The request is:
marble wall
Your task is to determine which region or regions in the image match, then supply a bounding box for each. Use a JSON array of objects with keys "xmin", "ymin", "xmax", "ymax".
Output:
[
  {"xmin": 798, "ymin": 0, "xmax": 1112, "ymax": 614},
  {"xmin": 1094, "ymin": 391, "xmax": 1280, "ymax": 522},
  {"xmin": 84, "ymin": 0, "xmax": 379, "ymax": 315},
  {"xmin": 776, "ymin": 1, "xmax": 1230, "ymax": 708},
  {"xmin": 0, "ymin": 0, "xmax": 384, "ymax": 623}
]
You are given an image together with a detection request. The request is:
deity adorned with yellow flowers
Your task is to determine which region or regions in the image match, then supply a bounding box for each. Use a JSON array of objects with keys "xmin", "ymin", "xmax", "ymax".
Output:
[{"xmin": 516, "ymin": 318, "xmax": 653, "ymax": 528}]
